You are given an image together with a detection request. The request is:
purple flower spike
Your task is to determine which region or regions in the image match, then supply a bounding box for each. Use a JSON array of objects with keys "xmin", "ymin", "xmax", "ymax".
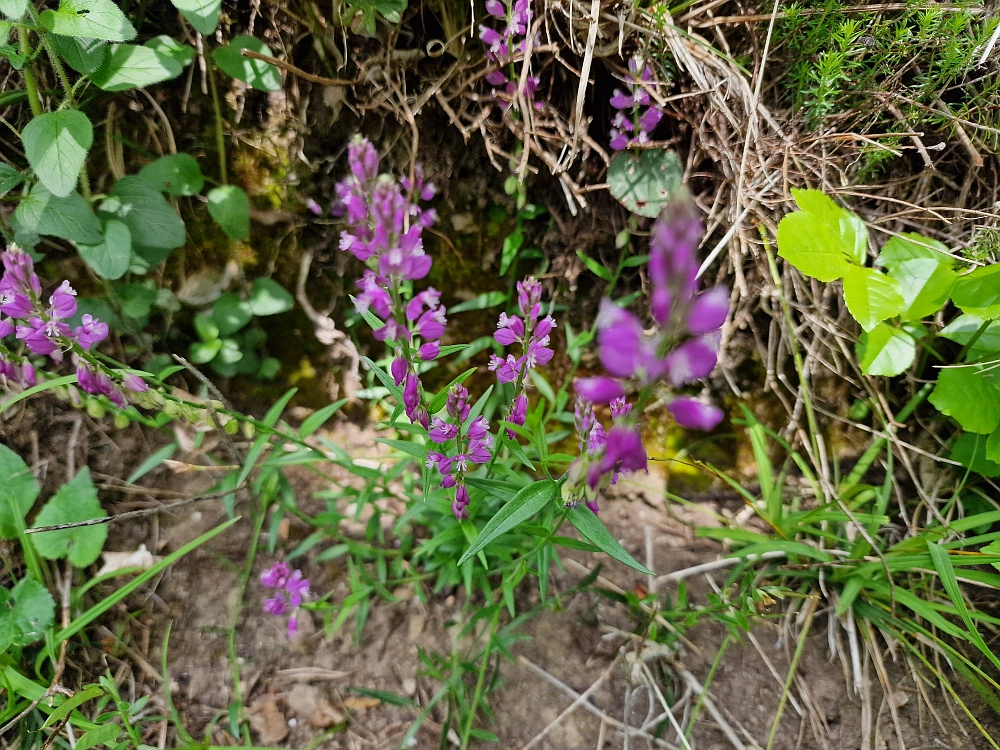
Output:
[
  {"xmin": 688, "ymin": 286, "xmax": 729, "ymax": 334},
  {"xmin": 665, "ymin": 338, "xmax": 718, "ymax": 387},
  {"xmin": 123, "ymin": 373, "xmax": 148, "ymax": 393},
  {"xmin": 608, "ymin": 57, "xmax": 664, "ymax": 151},
  {"xmin": 668, "ymin": 398, "xmax": 724, "ymax": 431},
  {"xmin": 261, "ymin": 562, "xmax": 309, "ymax": 638},
  {"xmin": 74, "ymin": 314, "xmax": 109, "ymax": 350},
  {"xmin": 575, "ymin": 377, "xmax": 625, "ymax": 404}
]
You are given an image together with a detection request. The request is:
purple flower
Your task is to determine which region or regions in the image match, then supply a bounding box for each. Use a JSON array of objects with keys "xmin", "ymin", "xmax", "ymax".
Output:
[
  {"xmin": 610, "ymin": 397, "xmax": 632, "ymax": 420},
  {"xmin": 665, "ymin": 338, "xmax": 718, "ymax": 386},
  {"xmin": 668, "ymin": 398, "xmax": 724, "ymax": 431},
  {"xmin": 592, "ymin": 424, "xmax": 647, "ymax": 487},
  {"xmin": 506, "ymin": 392, "xmax": 528, "ymax": 438},
  {"xmin": 49, "ymin": 281, "xmax": 77, "ymax": 320},
  {"xmin": 429, "ymin": 417, "xmax": 459, "ymax": 444},
  {"xmin": 480, "ymin": 0, "xmax": 540, "ymax": 110},
  {"xmin": 261, "ymin": 561, "xmax": 310, "ymax": 638},
  {"xmin": 687, "ymin": 286, "xmax": 729, "ymax": 335},
  {"xmin": 305, "ymin": 198, "xmax": 322, "ymax": 216},
  {"xmin": 122, "ymin": 373, "xmax": 148, "ymax": 393},
  {"xmin": 74, "ymin": 315, "xmax": 109, "ymax": 350},
  {"xmin": 608, "ymin": 58, "xmax": 664, "ymax": 151},
  {"xmin": 391, "ymin": 355, "xmax": 407, "ymax": 386},
  {"xmin": 575, "ymin": 376, "xmax": 625, "ymax": 404}
]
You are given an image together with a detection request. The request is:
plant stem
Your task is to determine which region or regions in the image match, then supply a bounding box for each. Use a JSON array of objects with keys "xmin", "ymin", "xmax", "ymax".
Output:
[
  {"xmin": 18, "ymin": 27, "xmax": 43, "ymax": 117},
  {"xmin": 208, "ymin": 62, "xmax": 229, "ymax": 185},
  {"xmin": 460, "ymin": 608, "xmax": 501, "ymax": 750}
]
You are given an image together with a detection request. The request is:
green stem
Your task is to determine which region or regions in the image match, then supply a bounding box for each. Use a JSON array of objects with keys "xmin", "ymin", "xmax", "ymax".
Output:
[
  {"xmin": 765, "ymin": 596, "xmax": 819, "ymax": 750},
  {"xmin": 460, "ymin": 608, "xmax": 500, "ymax": 750},
  {"xmin": 18, "ymin": 27, "xmax": 43, "ymax": 117},
  {"xmin": 208, "ymin": 63, "xmax": 228, "ymax": 185},
  {"xmin": 227, "ymin": 502, "xmax": 265, "ymax": 744}
]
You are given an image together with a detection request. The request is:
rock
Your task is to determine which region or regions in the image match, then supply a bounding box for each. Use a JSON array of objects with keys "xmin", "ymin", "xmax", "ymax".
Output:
[
  {"xmin": 247, "ymin": 696, "xmax": 288, "ymax": 745},
  {"xmin": 287, "ymin": 684, "xmax": 344, "ymax": 728},
  {"xmin": 402, "ymin": 678, "xmax": 417, "ymax": 695}
]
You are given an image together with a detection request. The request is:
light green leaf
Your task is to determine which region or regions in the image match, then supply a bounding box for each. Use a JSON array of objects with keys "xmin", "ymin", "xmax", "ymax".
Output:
[
  {"xmin": 75, "ymin": 723, "xmax": 120, "ymax": 750},
  {"xmin": 448, "ymin": 291, "xmax": 507, "ymax": 314},
  {"xmin": 607, "ymin": 149, "xmax": 683, "ymax": 218},
  {"xmin": 0, "ymin": 0, "xmax": 29, "ymax": 19},
  {"xmin": 457, "ymin": 481, "xmax": 558, "ymax": 565},
  {"xmin": 986, "ymin": 426, "xmax": 1000, "ymax": 464},
  {"xmin": 857, "ymin": 323, "xmax": 916, "ymax": 377},
  {"xmin": 215, "ymin": 338, "xmax": 243, "ymax": 365},
  {"xmin": 31, "ymin": 468, "xmax": 108, "ymax": 567},
  {"xmin": 842, "ymin": 265, "xmax": 903, "ymax": 332},
  {"xmin": 170, "ymin": 0, "xmax": 222, "ymax": 34},
  {"xmin": 190, "ymin": 338, "xmax": 222, "ymax": 363},
  {"xmin": 568, "ymin": 506, "xmax": 653, "ymax": 575},
  {"xmin": 90, "ymin": 43, "xmax": 183, "ymax": 91},
  {"xmin": 50, "ymin": 36, "xmax": 108, "ymax": 74},
  {"xmin": 577, "ymin": 250, "xmax": 612, "ymax": 282},
  {"xmin": 876, "ymin": 232, "xmax": 952, "ymax": 269},
  {"xmin": 138, "ymin": 153, "xmax": 203, "ymax": 196},
  {"xmin": 0, "ymin": 444, "xmax": 39, "ymax": 539},
  {"xmin": 194, "ymin": 313, "xmax": 219, "ymax": 341},
  {"xmin": 929, "ymin": 366, "xmax": 1000, "ymax": 434},
  {"xmin": 99, "ymin": 176, "xmax": 185, "ymax": 250},
  {"xmin": 143, "ymin": 34, "xmax": 194, "ymax": 68},
  {"xmin": 212, "ymin": 34, "xmax": 281, "ymax": 92},
  {"xmin": 940, "ymin": 315, "xmax": 1000, "ymax": 360},
  {"xmin": 0, "ymin": 163, "xmax": 24, "ymax": 195},
  {"xmin": 22, "ymin": 110, "xmax": 94, "ymax": 197},
  {"xmin": 39, "ymin": 0, "xmax": 137, "ymax": 41},
  {"xmin": 248, "ymin": 277, "xmax": 293, "ymax": 316},
  {"xmin": 500, "ymin": 231, "xmax": 523, "ymax": 275},
  {"xmin": 299, "ymin": 399, "xmax": 349, "ymax": 438},
  {"xmin": 952, "ymin": 264, "xmax": 1000, "ymax": 320},
  {"xmin": 0, "ymin": 575, "xmax": 55, "ymax": 651},
  {"xmin": 11, "ymin": 183, "xmax": 102, "ymax": 244},
  {"xmin": 776, "ymin": 189, "xmax": 865, "ymax": 281},
  {"xmin": 77, "ymin": 219, "xmax": 131, "ymax": 280},
  {"xmin": 886, "ymin": 258, "xmax": 957, "ymax": 322},
  {"xmin": 206, "ymin": 185, "xmax": 250, "ymax": 240},
  {"xmin": 950, "ymin": 434, "xmax": 1000, "ymax": 479},
  {"xmin": 212, "ymin": 293, "xmax": 253, "ymax": 336}
]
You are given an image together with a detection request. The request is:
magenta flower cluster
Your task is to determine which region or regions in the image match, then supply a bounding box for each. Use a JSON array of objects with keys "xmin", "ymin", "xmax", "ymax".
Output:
[
  {"xmin": 427, "ymin": 386, "xmax": 494, "ymax": 520},
  {"xmin": 568, "ymin": 396, "xmax": 638, "ymax": 512},
  {"xmin": 336, "ymin": 137, "xmax": 445, "ymax": 428},
  {"xmin": 489, "ymin": 277, "xmax": 554, "ymax": 437},
  {"xmin": 261, "ymin": 562, "xmax": 310, "ymax": 637},
  {"xmin": 480, "ymin": 0, "xmax": 541, "ymax": 109},
  {"xmin": 609, "ymin": 58, "xmax": 664, "ymax": 151}
]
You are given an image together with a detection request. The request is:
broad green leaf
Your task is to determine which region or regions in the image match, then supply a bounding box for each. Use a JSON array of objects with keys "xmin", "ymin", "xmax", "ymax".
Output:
[
  {"xmin": 144, "ymin": 34, "xmax": 195, "ymax": 68},
  {"xmin": 138, "ymin": 153, "xmax": 203, "ymax": 196},
  {"xmin": 940, "ymin": 314, "xmax": 1000, "ymax": 360},
  {"xmin": 500, "ymin": 231, "xmax": 523, "ymax": 275},
  {"xmin": 190, "ymin": 338, "xmax": 222, "ymax": 363},
  {"xmin": 22, "ymin": 110, "xmax": 93, "ymax": 197},
  {"xmin": 77, "ymin": 219, "xmax": 131, "ymax": 280},
  {"xmin": 170, "ymin": 0, "xmax": 222, "ymax": 34},
  {"xmin": 214, "ymin": 338, "xmax": 243, "ymax": 365},
  {"xmin": 448, "ymin": 291, "xmax": 507, "ymax": 314},
  {"xmin": 857, "ymin": 323, "xmax": 916, "ymax": 377},
  {"xmin": 0, "ymin": 163, "xmax": 24, "ymax": 195},
  {"xmin": 99, "ymin": 176, "xmax": 185, "ymax": 250},
  {"xmin": 0, "ymin": 575, "xmax": 55, "ymax": 651},
  {"xmin": 952, "ymin": 264, "xmax": 1000, "ymax": 320},
  {"xmin": 0, "ymin": 444, "xmax": 39, "ymax": 539},
  {"xmin": 74, "ymin": 723, "xmax": 120, "ymax": 750},
  {"xmin": 876, "ymin": 232, "xmax": 952, "ymax": 269},
  {"xmin": 212, "ymin": 35, "xmax": 281, "ymax": 92},
  {"xmin": 950, "ymin": 434, "xmax": 1000, "ymax": 479},
  {"xmin": 776, "ymin": 189, "xmax": 865, "ymax": 281},
  {"xmin": 458, "ymin": 481, "xmax": 558, "ymax": 565},
  {"xmin": 115, "ymin": 282, "xmax": 157, "ymax": 319},
  {"xmin": 212, "ymin": 293, "xmax": 253, "ymax": 336},
  {"xmin": 607, "ymin": 149, "xmax": 683, "ymax": 218},
  {"xmin": 568, "ymin": 506, "xmax": 653, "ymax": 574},
  {"xmin": 986, "ymin": 426, "xmax": 1000, "ymax": 464},
  {"xmin": 90, "ymin": 43, "xmax": 183, "ymax": 91},
  {"xmin": 31, "ymin": 468, "xmax": 108, "ymax": 567},
  {"xmin": 842, "ymin": 265, "xmax": 903, "ymax": 332},
  {"xmin": 886, "ymin": 258, "xmax": 957, "ymax": 321},
  {"xmin": 10, "ymin": 183, "xmax": 102, "ymax": 244},
  {"xmin": 194, "ymin": 313, "xmax": 219, "ymax": 341},
  {"xmin": 0, "ymin": 0, "xmax": 28, "ymax": 19},
  {"xmin": 248, "ymin": 277, "xmax": 293, "ymax": 316},
  {"xmin": 39, "ymin": 0, "xmax": 137, "ymax": 41},
  {"xmin": 929, "ymin": 366, "xmax": 1000, "ymax": 434},
  {"xmin": 206, "ymin": 185, "xmax": 250, "ymax": 240},
  {"xmin": 50, "ymin": 36, "xmax": 108, "ymax": 74}
]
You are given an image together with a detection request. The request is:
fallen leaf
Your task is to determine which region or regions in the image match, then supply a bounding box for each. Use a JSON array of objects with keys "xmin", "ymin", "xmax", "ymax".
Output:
[
  {"xmin": 247, "ymin": 696, "xmax": 288, "ymax": 745},
  {"xmin": 343, "ymin": 696, "xmax": 380, "ymax": 711},
  {"xmin": 96, "ymin": 545, "xmax": 158, "ymax": 576},
  {"xmin": 287, "ymin": 684, "xmax": 344, "ymax": 728}
]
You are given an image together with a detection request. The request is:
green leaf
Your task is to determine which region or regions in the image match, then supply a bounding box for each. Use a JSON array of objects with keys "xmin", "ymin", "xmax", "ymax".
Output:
[
  {"xmin": 115, "ymin": 282, "xmax": 157, "ymax": 319},
  {"xmin": 77, "ymin": 219, "xmax": 131, "ymax": 280},
  {"xmin": 448, "ymin": 291, "xmax": 507, "ymax": 314},
  {"xmin": 212, "ymin": 293, "xmax": 253, "ymax": 336},
  {"xmin": 170, "ymin": 0, "xmax": 222, "ymax": 34},
  {"xmin": 144, "ymin": 35, "xmax": 195, "ymax": 68},
  {"xmin": 458, "ymin": 481, "xmax": 558, "ymax": 565},
  {"xmin": 0, "ymin": 444, "xmax": 38, "ymax": 539},
  {"xmin": 500, "ymin": 231, "xmax": 523, "ymax": 275},
  {"xmin": 929, "ymin": 366, "xmax": 1000, "ymax": 434},
  {"xmin": 576, "ymin": 250, "xmax": 612, "ymax": 282},
  {"xmin": 126, "ymin": 442, "xmax": 178, "ymax": 485},
  {"xmin": 0, "ymin": 0, "xmax": 29, "ymax": 19},
  {"xmin": 31, "ymin": 468, "xmax": 108, "ymax": 567},
  {"xmin": 39, "ymin": 0, "xmax": 137, "ymax": 41},
  {"xmin": 259, "ymin": 357, "xmax": 281, "ymax": 380},
  {"xmin": 568, "ymin": 506, "xmax": 653, "ymax": 575},
  {"xmin": 940, "ymin": 314, "xmax": 1000, "ymax": 360},
  {"xmin": 11, "ymin": 183, "xmax": 102, "ymax": 244},
  {"xmin": 299, "ymin": 399, "xmax": 349, "ymax": 438},
  {"xmin": 194, "ymin": 313, "xmax": 219, "ymax": 341},
  {"xmin": 607, "ymin": 149, "xmax": 683, "ymax": 218},
  {"xmin": 876, "ymin": 232, "xmax": 952, "ymax": 269},
  {"xmin": 857, "ymin": 323, "xmax": 916, "ymax": 377},
  {"xmin": 347, "ymin": 687, "xmax": 417, "ymax": 707},
  {"xmin": 206, "ymin": 185, "xmax": 250, "ymax": 240},
  {"xmin": 90, "ymin": 43, "xmax": 184, "ymax": 91},
  {"xmin": 212, "ymin": 35, "xmax": 281, "ymax": 92},
  {"xmin": 952, "ymin": 264, "xmax": 1000, "ymax": 320},
  {"xmin": 776, "ymin": 189, "xmax": 865, "ymax": 282},
  {"xmin": 190, "ymin": 338, "xmax": 222, "ymax": 363},
  {"xmin": 842, "ymin": 265, "xmax": 903, "ymax": 332},
  {"xmin": 950, "ymin": 433, "xmax": 1000, "ymax": 479},
  {"xmin": 885, "ymin": 258, "xmax": 957, "ymax": 322},
  {"xmin": 74, "ymin": 723, "xmax": 120, "ymax": 750},
  {"xmin": 49, "ymin": 36, "xmax": 108, "ymax": 74},
  {"xmin": 248, "ymin": 277, "xmax": 293, "ymax": 316},
  {"xmin": 99, "ymin": 175, "xmax": 185, "ymax": 250},
  {"xmin": 0, "ymin": 163, "xmax": 24, "ymax": 195},
  {"xmin": 22, "ymin": 110, "xmax": 94, "ymax": 197},
  {"xmin": 138, "ymin": 153, "xmax": 203, "ymax": 196},
  {"xmin": 0, "ymin": 575, "xmax": 55, "ymax": 651},
  {"xmin": 41, "ymin": 685, "xmax": 104, "ymax": 729},
  {"xmin": 215, "ymin": 338, "xmax": 243, "ymax": 365}
]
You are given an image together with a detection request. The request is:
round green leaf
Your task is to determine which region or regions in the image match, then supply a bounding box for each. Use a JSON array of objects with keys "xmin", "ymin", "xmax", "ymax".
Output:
[
  {"xmin": 22, "ymin": 110, "xmax": 94, "ymax": 197},
  {"xmin": 257, "ymin": 357, "xmax": 281, "ymax": 380},
  {"xmin": 190, "ymin": 338, "xmax": 222, "ymax": 363},
  {"xmin": 39, "ymin": 0, "xmax": 137, "ymax": 41},
  {"xmin": 49, "ymin": 35, "xmax": 108, "ymax": 74},
  {"xmin": 929, "ymin": 366, "xmax": 1000, "ymax": 434},
  {"xmin": 10, "ymin": 183, "xmax": 102, "ymax": 244},
  {"xmin": 206, "ymin": 185, "xmax": 250, "ymax": 240},
  {"xmin": 212, "ymin": 34, "xmax": 281, "ymax": 91},
  {"xmin": 170, "ymin": 0, "xmax": 221, "ymax": 35},
  {"xmin": 212, "ymin": 293, "xmax": 253, "ymax": 336},
  {"xmin": 0, "ymin": 575, "xmax": 55, "ymax": 651},
  {"xmin": 77, "ymin": 219, "xmax": 132, "ymax": 280},
  {"xmin": 31, "ymin": 468, "xmax": 108, "ymax": 567},
  {"xmin": 857, "ymin": 323, "xmax": 916, "ymax": 377},
  {"xmin": 215, "ymin": 338, "xmax": 243, "ymax": 365},
  {"xmin": 248, "ymin": 277, "xmax": 293, "ymax": 316},
  {"xmin": 952, "ymin": 265, "xmax": 1000, "ymax": 320},
  {"xmin": 0, "ymin": 444, "xmax": 40, "ymax": 540},
  {"xmin": 607, "ymin": 149, "xmax": 683, "ymax": 218},
  {"xmin": 886, "ymin": 258, "xmax": 957, "ymax": 322},
  {"xmin": 194, "ymin": 313, "xmax": 219, "ymax": 341},
  {"xmin": 90, "ymin": 43, "xmax": 183, "ymax": 91},
  {"xmin": 139, "ymin": 153, "xmax": 204, "ymax": 196},
  {"xmin": 99, "ymin": 176, "xmax": 185, "ymax": 250},
  {"xmin": 0, "ymin": 163, "xmax": 24, "ymax": 195},
  {"xmin": 843, "ymin": 265, "xmax": 903, "ymax": 332}
]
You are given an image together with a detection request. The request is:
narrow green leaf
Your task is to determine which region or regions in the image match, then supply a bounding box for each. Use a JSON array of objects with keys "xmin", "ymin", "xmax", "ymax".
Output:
[
  {"xmin": 458, "ymin": 481, "xmax": 558, "ymax": 565},
  {"xmin": 299, "ymin": 399, "xmax": 349, "ymax": 438},
  {"xmin": 448, "ymin": 291, "xmax": 507, "ymax": 314},
  {"xmin": 126, "ymin": 442, "xmax": 178, "ymax": 485},
  {"xmin": 75, "ymin": 722, "xmax": 120, "ymax": 750},
  {"xmin": 568, "ymin": 506, "xmax": 653, "ymax": 574},
  {"xmin": 41, "ymin": 685, "xmax": 103, "ymax": 729},
  {"xmin": 576, "ymin": 250, "xmax": 612, "ymax": 281}
]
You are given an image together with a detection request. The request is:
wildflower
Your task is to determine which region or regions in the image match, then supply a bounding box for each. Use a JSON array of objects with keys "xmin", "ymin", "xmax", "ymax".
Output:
[
  {"xmin": 609, "ymin": 57, "xmax": 664, "ymax": 151},
  {"xmin": 478, "ymin": 0, "xmax": 542, "ymax": 110},
  {"xmin": 427, "ymin": 385, "xmax": 494, "ymax": 519},
  {"xmin": 261, "ymin": 561, "xmax": 310, "ymax": 638},
  {"xmin": 563, "ymin": 396, "xmax": 639, "ymax": 513}
]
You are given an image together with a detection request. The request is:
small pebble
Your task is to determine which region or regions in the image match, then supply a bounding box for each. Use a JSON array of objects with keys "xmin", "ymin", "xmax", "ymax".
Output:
[{"xmin": 403, "ymin": 678, "xmax": 417, "ymax": 695}]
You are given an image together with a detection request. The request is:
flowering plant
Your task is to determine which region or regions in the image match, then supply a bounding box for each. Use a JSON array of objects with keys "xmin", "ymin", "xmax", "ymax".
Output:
[
  {"xmin": 609, "ymin": 57, "xmax": 665, "ymax": 151},
  {"xmin": 479, "ymin": 0, "xmax": 541, "ymax": 110}
]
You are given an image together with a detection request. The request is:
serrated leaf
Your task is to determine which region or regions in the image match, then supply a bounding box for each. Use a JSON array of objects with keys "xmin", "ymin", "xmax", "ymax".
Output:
[
  {"xmin": 886, "ymin": 258, "xmax": 956, "ymax": 321},
  {"xmin": 952, "ymin": 264, "xmax": 1000, "ymax": 320},
  {"xmin": 99, "ymin": 176, "xmax": 185, "ymax": 250},
  {"xmin": 0, "ymin": 575, "xmax": 55, "ymax": 651},
  {"xmin": 139, "ymin": 153, "xmax": 203, "ymax": 196},
  {"xmin": 0, "ymin": 444, "xmax": 39, "ymax": 539},
  {"xmin": 212, "ymin": 293, "xmax": 253, "ymax": 336},
  {"xmin": 206, "ymin": 185, "xmax": 250, "ymax": 240},
  {"xmin": 49, "ymin": 36, "xmax": 108, "ymax": 74},
  {"xmin": 607, "ymin": 149, "xmax": 683, "ymax": 218},
  {"xmin": 248, "ymin": 277, "xmax": 293, "ymax": 315},
  {"xmin": 843, "ymin": 265, "xmax": 903, "ymax": 332},
  {"xmin": 170, "ymin": 0, "xmax": 222, "ymax": 34},
  {"xmin": 568, "ymin": 506, "xmax": 653, "ymax": 574},
  {"xmin": 929, "ymin": 366, "xmax": 1000, "ymax": 434},
  {"xmin": 458, "ymin": 481, "xmax": 558, "ymax": 565},
  {"xmin": 39, "ymin": 0, "xmax": 137, "ymax": 41},
  {"xmin": 876, "ymin": 232, "xmax": 952, "ymax": 269},
  {"xmin": 77, "ymin": 219, "xmax": 131, "ymax": 280},
  {"xmin": 857, "ymin": 323, "xmax": 916, "ymax": 377},
  {"xmin": 10, "ymin": 183, "xmax": 102, "ymax": 244},
  {"xmin": 776, "ymin": 189, "xmax": 865, "ymax": 282},
  {"xmin": 212, "ymin": 35, "xmax": 281, "ymax": 92},
  {"xmin": 31, "ymin": 468, "xmax": 108, "ymax": 567},
  {"xmin": 22, "ymin": 110, "xmax": 93, "ymax": 197},
  {"xmin": 90, "ymin": 43, "xmax": 183, "ymax": 91}
]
